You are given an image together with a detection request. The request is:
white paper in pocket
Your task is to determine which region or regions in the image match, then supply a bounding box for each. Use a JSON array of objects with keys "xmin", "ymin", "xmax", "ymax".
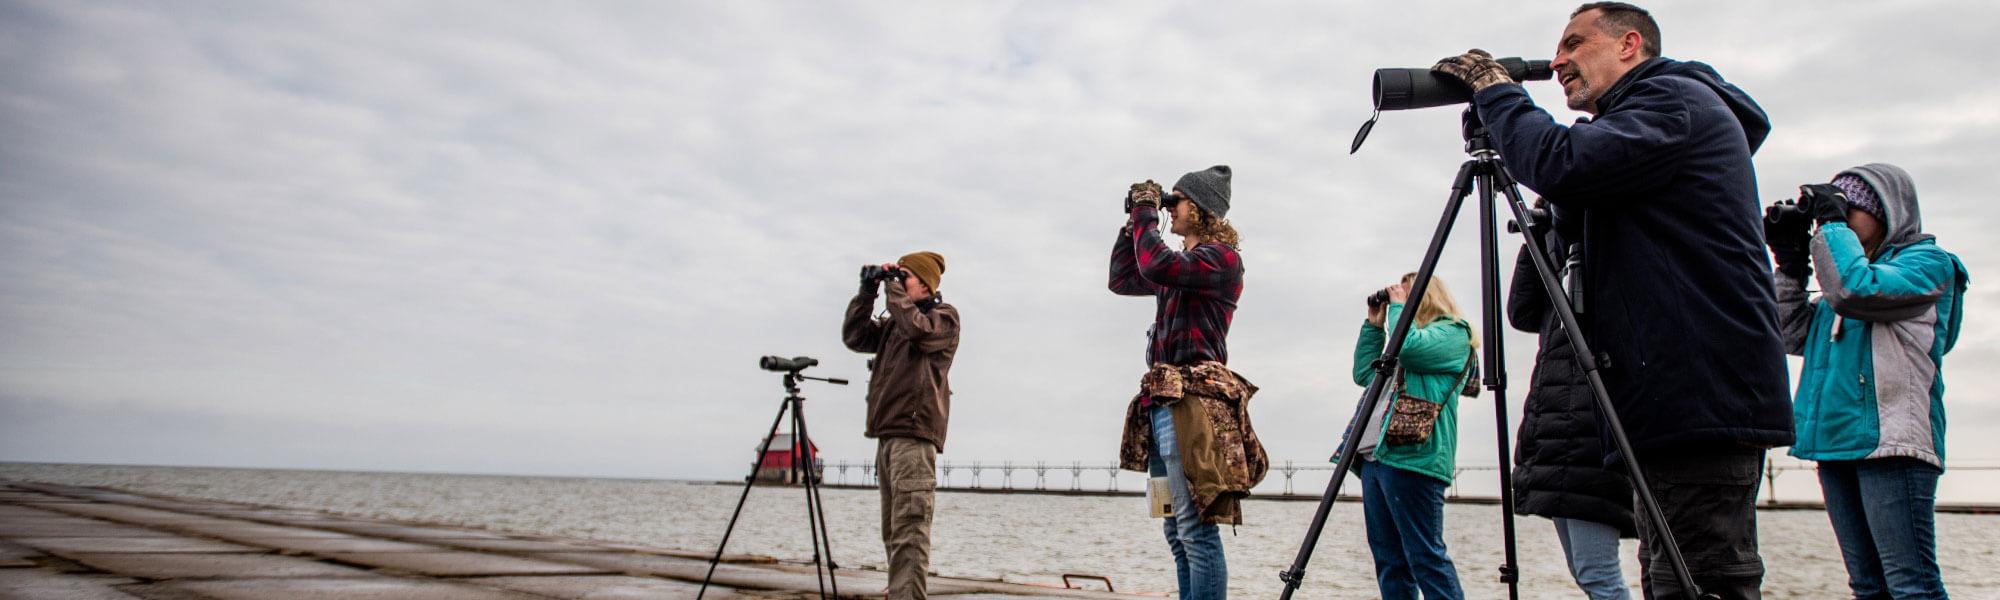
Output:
[{"xmin": 1148, "ymin": 476, "xmax": 1172, "ymax": 518}]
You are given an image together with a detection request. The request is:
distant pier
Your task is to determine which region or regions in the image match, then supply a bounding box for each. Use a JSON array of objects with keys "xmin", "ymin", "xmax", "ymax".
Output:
[{"xmin": 779, "ymin": 458, "xmax": 2000, "ymax": 515}]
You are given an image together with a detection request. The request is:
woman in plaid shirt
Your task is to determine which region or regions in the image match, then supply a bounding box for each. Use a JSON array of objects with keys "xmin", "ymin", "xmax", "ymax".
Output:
[{"xmin": 1109, "ymin": 165, "xmax": 1243, "ymax": 600}]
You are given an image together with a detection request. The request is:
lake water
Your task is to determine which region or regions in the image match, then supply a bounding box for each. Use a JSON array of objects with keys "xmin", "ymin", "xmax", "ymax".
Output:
[{"xmin": 3, "ymin": 463, "xmax": 1995, "ymax": 598}]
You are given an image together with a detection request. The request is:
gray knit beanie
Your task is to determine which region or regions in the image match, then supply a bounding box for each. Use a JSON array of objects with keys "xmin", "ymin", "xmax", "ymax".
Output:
[
  {"xmin": 1831, "ymin": 174, "xmax": 1886, "ymax": 225},
  {"xmin": 1174, "ymin": 165, "xmax": 1232, "ymax": 219}
]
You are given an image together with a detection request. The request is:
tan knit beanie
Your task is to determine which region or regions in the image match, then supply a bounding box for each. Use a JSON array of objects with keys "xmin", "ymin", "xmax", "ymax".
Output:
[{"xmin": 897, "ymin": 251, "xmax": 946, "ymax": 293}]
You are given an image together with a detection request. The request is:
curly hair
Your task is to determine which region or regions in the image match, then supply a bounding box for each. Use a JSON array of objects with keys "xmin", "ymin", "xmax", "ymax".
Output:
[{"xmin": 1186, "ymin": 206, "xmax": 1241, "ymax": 249}]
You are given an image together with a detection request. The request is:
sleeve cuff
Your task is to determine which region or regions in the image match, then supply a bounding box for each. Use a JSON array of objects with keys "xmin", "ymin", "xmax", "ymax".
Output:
[{"xmin": 1473, "ymin": 82, "xmax": 1528, "ymax": 105}]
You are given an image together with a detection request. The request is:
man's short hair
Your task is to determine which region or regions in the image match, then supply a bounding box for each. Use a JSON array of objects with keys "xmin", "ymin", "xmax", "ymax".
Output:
[{"xmin": 1573, "ymin": 2, "xmax": 1661, "ymax": 58}]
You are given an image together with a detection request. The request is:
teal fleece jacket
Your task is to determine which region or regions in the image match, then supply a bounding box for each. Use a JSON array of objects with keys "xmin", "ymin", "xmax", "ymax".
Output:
[{"xmin": 1348, "ymin": 303, "xmax": 1473, "ymax": 484}]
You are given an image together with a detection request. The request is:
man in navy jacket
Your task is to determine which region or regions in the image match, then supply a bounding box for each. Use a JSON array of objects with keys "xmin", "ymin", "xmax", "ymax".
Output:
[{"xmin": 1434, "ymin": 3, "xmax": 1791, "ymax": 599}]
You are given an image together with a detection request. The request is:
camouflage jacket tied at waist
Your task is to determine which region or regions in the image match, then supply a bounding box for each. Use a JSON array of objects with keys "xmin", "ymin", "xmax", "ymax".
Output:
[{"xmin": 1119, "ymin": 361, "xmax": 1269, "ymax": 525}]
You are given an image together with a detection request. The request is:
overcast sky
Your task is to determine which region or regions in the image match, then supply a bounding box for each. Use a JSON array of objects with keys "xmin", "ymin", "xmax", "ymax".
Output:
[{"xmin": 3, "ymin": 1, "xmax": 1995, "ymax": 502}]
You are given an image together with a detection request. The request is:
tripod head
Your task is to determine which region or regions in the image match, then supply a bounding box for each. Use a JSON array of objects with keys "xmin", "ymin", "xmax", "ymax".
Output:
[
  {"xmin": 758, "ymin": 355, "xmax": 848, "ymax": 396},
  {"xmin": 1462, "ymin": 107, "xmax": 1498, "ymax": 156}
]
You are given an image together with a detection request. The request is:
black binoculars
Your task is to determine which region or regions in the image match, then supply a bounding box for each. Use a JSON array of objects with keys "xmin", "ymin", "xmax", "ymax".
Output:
[
  {"xmin": 1366, "ymin": 288, "xmax": 1392, "ymax": 309},
  {"xmin": 1123, "ymin": 190, "xmax": 1185, "ymax": 213},
  {"xmin": 861, "ymin": 265, "xmax": 907, "ymax": 283}
]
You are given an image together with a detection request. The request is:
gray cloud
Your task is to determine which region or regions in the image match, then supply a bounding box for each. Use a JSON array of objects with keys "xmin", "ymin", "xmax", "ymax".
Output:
[{"xmin": 3, "ymin": 0, "xmax": 1997, "ymax": 501}]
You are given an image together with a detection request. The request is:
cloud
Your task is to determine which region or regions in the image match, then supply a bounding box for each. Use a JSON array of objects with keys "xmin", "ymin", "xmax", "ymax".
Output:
[{"xmin": 3, "ymin": 1, "xmax": 1998, "ymax": 502}]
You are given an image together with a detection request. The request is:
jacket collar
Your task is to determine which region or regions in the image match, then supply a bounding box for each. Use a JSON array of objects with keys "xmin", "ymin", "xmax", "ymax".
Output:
[{"xmin": 1593, "ymin": 57, "xmax": 1670, "ymax": 115}]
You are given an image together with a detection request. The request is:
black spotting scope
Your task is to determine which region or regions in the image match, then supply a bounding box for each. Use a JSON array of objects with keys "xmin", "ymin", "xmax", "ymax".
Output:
[
  {"xmin": 759, "ymin": 355, "xmax": 819, "ymax": 372},
  {"xmin": 1372, "ymin": 57, "xmax": 1553, "ymax": 111}
]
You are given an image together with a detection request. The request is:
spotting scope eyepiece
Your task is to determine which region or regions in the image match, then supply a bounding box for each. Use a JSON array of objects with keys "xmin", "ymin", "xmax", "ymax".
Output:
[
  {"xmin": 1371, "ymin": 57, "xmax": 1553, "ymax": 111},
  {"xmin": 758, "ymin": 355, "xmax": 819, "ymax": 372}
]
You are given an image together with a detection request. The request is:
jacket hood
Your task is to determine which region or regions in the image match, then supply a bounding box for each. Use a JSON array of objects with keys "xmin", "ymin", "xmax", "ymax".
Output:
[
  {"xmin": 1838, "ymin": 163, "xmax": 1928, "ymax": 248},
  {"xmin": 1604, "ymin": 57, "xmax": 1771, "ymax": 154}
]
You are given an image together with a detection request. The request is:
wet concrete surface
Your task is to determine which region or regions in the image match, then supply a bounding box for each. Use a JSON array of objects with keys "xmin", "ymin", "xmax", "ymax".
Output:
[
  {"xmin": 232, "ymin": 536, "xmax": 448, "ymax": 554},
  {"xmin": 60, "ymin": 552, "xmax": 378, "ymax": 579},
  {"xmin": 0, "ymin": 480, "xmax": 1146, "ymax": 599},
  {"xmin": 7, "ymin": 536, "xmax": 259, "ymax": 554}
]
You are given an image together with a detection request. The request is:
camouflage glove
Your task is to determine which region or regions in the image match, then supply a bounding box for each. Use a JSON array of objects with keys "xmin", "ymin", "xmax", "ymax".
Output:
[
  {"xmin": 1126, "ymin": 179, "xmax": 1164, "ymax": 213},
  {"xmin": 1800, "ymin": 183, "xmax": 1851, "ymax": 225},
  {"xmin": 1432, "ymin": 49, "xmax": 1513, "ymax": 93}
]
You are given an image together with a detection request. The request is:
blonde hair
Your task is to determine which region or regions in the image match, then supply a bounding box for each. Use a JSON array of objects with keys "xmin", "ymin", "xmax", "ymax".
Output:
[
  {"xmin": 1400, "ymin": 272, "xmax": 1478, "ymax": 349},
  {"xmin": 1188, "ymin": 206, "xmax": 1241, "ymax": 249}
]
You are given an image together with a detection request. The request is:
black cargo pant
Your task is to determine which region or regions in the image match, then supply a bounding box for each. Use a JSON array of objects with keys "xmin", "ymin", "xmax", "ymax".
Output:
[{"xmin": 1633, "ymin": 450, "xmax": 1766, "ymax": 600}]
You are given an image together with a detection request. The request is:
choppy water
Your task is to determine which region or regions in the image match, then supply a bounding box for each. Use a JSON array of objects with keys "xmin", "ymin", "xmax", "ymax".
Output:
[{"xmin": 3, "ymin": 463, "xmax": 1995, "ymax": 599}]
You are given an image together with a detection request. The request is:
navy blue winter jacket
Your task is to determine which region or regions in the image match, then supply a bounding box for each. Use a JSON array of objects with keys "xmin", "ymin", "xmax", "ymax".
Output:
[{"xmin": 1472, "ymin": 58, "xmax": 1794, "ymax": 461}]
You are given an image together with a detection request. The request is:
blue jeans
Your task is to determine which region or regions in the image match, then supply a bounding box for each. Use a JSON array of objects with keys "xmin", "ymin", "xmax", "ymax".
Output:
[
  {"xmin": 1818, "ymin": 458, "xmax": 1949, "ymax": 599},
  {"xmin": 1555, "ymin": 517, "xmax": 1632, "ymax": 600},
  {"xmin": 1148, "ymin": 405, "xmax": 1227, "ymax": 600},
  {"xmin": 1359, "ymin": 461, "xmax": 1462, "ymax": 600}
]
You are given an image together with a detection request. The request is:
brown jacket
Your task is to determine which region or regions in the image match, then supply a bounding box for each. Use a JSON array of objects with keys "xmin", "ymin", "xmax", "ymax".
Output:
[
  {"xmin": 1120, "ymin": 362, "xmax": 1268, "ymax": 524},
  {"xmin": 843, "ymin": 282, "xmax": 960, "ymax": 451}
]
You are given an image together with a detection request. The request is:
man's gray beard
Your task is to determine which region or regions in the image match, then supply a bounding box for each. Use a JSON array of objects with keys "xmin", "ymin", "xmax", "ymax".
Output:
[{"xmin": 1565, "ymin": 81, "xmax": 1599, "ymax": 112}]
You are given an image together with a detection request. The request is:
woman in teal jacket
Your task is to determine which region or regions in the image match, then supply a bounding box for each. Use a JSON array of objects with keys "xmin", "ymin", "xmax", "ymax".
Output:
[
  {"xmin": 1770, "ymin": 163, "xmax": 1967, "ymax": 598},
  {"xmin": 1347, "ymin": 273, "xmax": 1476, "ymax": 600}
]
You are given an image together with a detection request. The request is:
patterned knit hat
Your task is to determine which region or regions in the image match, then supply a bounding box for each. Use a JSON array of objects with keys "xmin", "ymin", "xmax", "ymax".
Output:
[
  {"xmin": 1831, "ymin": 174, "xmax": 1886, "ymax": 225},
  {"xmin": 897, "ymin": 251, "xmax": 945, "ymax": 293}
]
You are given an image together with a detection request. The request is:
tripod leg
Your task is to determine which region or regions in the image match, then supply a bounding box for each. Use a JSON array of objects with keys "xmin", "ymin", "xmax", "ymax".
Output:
[
  {"xmin": 1492, "ymin": 168, "xmax": 1714, "ymax": 599},
  {"xmin": 786, "ymin": 404, "xmax": 829, "ymax": 600},
  {"xmin": 1277, "ymin": 159, "xmax": 1480, "ymax": 600},
  {"xmin": 699, "ymin": 398, "xmax": 793, "ymax": 600},
  {"xmin": 803, "ymin": 443, "xmax": 841, "ymax": 577},
  {"xmin": 792, "ymin": 397, "xmax": 841, "ymax": 598},
  {"xmin": 1475, "ymin": 164, "xmax": 1522, "ymax": 600}
]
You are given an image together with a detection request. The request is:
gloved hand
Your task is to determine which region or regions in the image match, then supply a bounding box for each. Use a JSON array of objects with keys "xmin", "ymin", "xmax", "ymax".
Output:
[
  {"xmin": 1800, "ymin": 183, "xmax": 1851, "ymax": 225},
  {"xmin": 1126, "ymin": 180, "xmax": 1164, "ymax": 212},
  {"xmin": 858, "ymin": 265, "xmax": 880, "ymax": 294},
  {"xmin": 1764, "ymin": 201, "xmax": 1813, "ymax": 278},
  {"xmin": 1432, "ymin": 49, "xmax": 1514, "ymax": 93}
]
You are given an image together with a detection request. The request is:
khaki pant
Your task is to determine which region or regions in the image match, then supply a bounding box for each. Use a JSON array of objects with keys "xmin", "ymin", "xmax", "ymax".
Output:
[{"xmin": 876, "ymin": 437, "xmax": 936, "ymax": 600}]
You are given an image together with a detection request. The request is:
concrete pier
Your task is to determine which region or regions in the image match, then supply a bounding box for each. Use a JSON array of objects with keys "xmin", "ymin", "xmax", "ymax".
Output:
[{"xmin": 0, "ymin": 480, "xmax": 1143, "ymax": 599}]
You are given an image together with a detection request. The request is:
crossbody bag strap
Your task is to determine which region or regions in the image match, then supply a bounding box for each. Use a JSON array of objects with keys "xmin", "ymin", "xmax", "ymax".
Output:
[{"xmin": 1454, "ymin": 351, "xmax": 1479, "ymax": 398}]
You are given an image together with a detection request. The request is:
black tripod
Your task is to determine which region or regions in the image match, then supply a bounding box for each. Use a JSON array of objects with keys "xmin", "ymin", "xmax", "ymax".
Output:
[
  {"xmin": 698, "ymin": 366, "xmax": 848, "ymax": 600},
  {"xmin": 1276, "ymin": 108, "xmax": 1715, "ymax": 599}
]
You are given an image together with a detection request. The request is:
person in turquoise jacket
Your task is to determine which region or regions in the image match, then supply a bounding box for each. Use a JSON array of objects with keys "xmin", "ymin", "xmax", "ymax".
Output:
[
  {"xmin": 1346, "ymin": 273, "xmax": 1476, "ymax": 600},
  {"xmin": 1767, "ymin": 163, "xmax": 1968, "ymax": 599}
]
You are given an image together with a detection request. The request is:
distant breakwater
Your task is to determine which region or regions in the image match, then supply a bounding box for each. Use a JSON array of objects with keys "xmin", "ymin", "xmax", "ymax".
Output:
[{"xmin": 717, "ymin": 481, "xmax": 2000, "ymax": 514}]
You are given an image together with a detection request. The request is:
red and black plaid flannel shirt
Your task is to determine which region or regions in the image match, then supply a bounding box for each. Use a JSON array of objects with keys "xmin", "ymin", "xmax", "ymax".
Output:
[{"xmin": 1108, "ymin": 207, "xmax": 1244, "ymax": 367}]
